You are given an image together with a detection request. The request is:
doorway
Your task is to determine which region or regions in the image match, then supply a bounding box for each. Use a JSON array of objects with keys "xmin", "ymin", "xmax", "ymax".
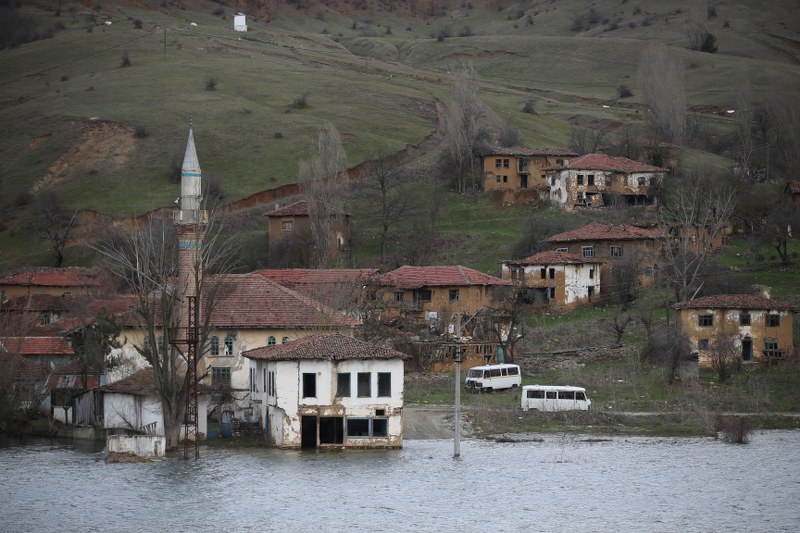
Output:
[
  {"xmin": 301, "ymin": 416, "xmax": 317, "ymax": 448},
  {"xmin": 742, "ymin": 337, "xmax": 752, "ymax": 361},
  {"xmin": 319, "ymin": 417, "xmax": 344, "ymax": 445}
]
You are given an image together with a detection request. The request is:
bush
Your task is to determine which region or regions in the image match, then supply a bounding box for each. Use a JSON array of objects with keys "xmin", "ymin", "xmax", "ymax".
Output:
[
  {"xmin": 13, "ymin": 191, "xmax": 33, "ymax": 207},
  {"xmin": 205, "ymin": 77, "xmax": 217, "ymax": 91},
  {"xmin": 289, "ymin": 94, "xmax": 308, "ymax": 109},
  {"xmin": 714, "ymin": 415, "xmax": 751, "ymax": 444},
  {"xmin": 132, "ymin": 19, "xmax": 142, "ymax": 29},
  {"xmin": 522, "ymin": 98, "xmax": 536, "ymax": 114},
  {"xmin": 133, "ymin": 125, "xmax": 148, "ymax": 138},
  {"xmin": 120, "ymin": 51, "xmax": 130, "ymax": 67},
  {"xmin": 617, "ymin": 84, "xmax": 633, "ymax": 98},
  {"xmin": 212, "ymin": 8, "xmax": 224, "ymax": 16},
  {"xmin": 700, "ymin": 32, "xmax": 718, "ymax": 53}
]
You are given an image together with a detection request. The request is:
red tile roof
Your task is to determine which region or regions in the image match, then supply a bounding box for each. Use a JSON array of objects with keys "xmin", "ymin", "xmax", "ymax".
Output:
[
  {"xmin": 256, "ymin": 269, "xmax": 378, "ymax": 287},
  {"xmin": 264, "ymin": 200, "xmax": 309, "ymax": 217},
  {"xmin": 375, "ymin": 265, "xmax": 511, "ymax": 289},
  {"xmin": 0, "ymin": 336, "xmax": 74, "ymax": 356},
  {"xmin": 0, "ymin": 353, "xmax": 48, "ymax": 380},
  {"xmin": 546, "ymin": 223, "xmax": 663, "ymax": 243},
  {"xmin": 0, "ymin": 267, "xmax": 101, "ymax": 288},
  {"xmin": 482, "ymin": 147, "xmax": 578, "ymax": 158},
  {"xmin": 243, "ymin": 333, "xmax": 408, "ymax": 361},
  {"xmin": 785, "ymin": 180, "xmax": 800, "ymax": 194},
  {"xmin": 207, "ymin": 273, "xmax": 360, "ymax": 329},
  {"xmin": 99, "ymin": 369, "xmax": 158, "ymax": 395},
  {"xmin": 503, "ymin": 251, "xmax": 602, "ymax": 266},
  {"xmin": 673, "ymin": 294, "xmax": 795, "ymax": 311},
  {"xmin": 549, "ymin": 153, "xmax": 668, "ymax": 173},
  {"xmin": 3, "ymin": 294, "xmax": 76, "ymax": 312}
]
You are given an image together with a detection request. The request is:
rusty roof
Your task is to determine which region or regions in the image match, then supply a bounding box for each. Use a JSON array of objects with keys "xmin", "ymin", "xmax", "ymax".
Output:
[
  {"xmin": 502, "ymin": 251, "xmax": 603, "ymax": 266},
  {"xmin": 546, "ymin": 223, "xmax": 663, "ymax": 243},
  {"xmin": 242, "ymin": 332, "xmax": 409, "ymax": 361},
  {"xmin": 256, "ymin": 268, "xmax": 378, "ymax": 286},
  {"xmin": 375, "ymin": 265, "xmax": 511, "ymax": 289},
  {"xmin": 0, "ymin": 267, "xmax": 102, "ymax": 287},
  {"xmin": 0, "ymin": 336, "xmax": 74, "ymax": 356},
  {"xmin": 264, "ymin": 200, "xmax": 309, "ymax": 217},
  {"xmin": 547, "ymin": 153, "xmax": 668, "ymax": 173},
  {"xmin": 481, "ymin": 147, "xmax": 578, "ymax": 158},
  {"xmin": 673, "ymin": 294, "xmax": 795, "ymax": 311}
]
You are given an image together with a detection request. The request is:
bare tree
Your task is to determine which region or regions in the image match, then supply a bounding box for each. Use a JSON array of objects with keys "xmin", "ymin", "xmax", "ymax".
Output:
[
  {"xmin": 32, "ymin": 191, "xmax": 78, "ymax": 267},
  {"xmin": 607, "ymin": 309, "xmax": 633, "ymax": 344},
  {"xmin": 638, "ymin": 42, "xmax": 686, "ymax": 142},
  {"xmin": 641, "ymin": 326, "xmax": 692, "ymax": 384},
  {"xmin": 709, "ymin": 332, "xmax": 741, "ymax": 383},
  {"xmin": 685, "ymin": 0, "xmax": 708, "ymax": 51},
  {"xmin": 497, "ymin": 121, "xmax": 521, "ymax": 148},
  {"xmin": 610, "ymin": 250, "xmax": 643, "ymax": 308},
  {"xmin": 94, "ymin": 216, "xmax": 239, "ymax": 450},
  {"xmin": 658, "ymin": 173, "xmax": 736, "ymax": 301},
  {"xmin": 300, "ymin": 122, "xmax": 348, "ymax": 267},
  {"xmin": 569, "ymin": 126, "xmax": 606, "ymax": 155},
  {"xmin": 357, "ymin": 149, "xmax": 416, "ymax": 264},
  {"xmin": 442, "ymin": 64, "xmax": 488, "ymax": 194}
]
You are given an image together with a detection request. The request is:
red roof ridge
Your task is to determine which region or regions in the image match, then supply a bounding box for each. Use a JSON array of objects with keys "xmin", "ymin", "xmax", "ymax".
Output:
[{"xmin": 673, "ymin": 294, "xmax": 795, "ymax": 311}]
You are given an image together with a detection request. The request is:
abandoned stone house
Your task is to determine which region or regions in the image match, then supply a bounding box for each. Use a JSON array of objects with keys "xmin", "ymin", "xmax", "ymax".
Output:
[
  {"xmin": 499, "ymin": 251, "xmax": 604, "ymax": 311},
  {"xmin": 373, "ymin": 265, "xmax": 511, "ymax": 331},
  {"xmin": 243, "ymin": 333, "xmax": 408, "ymax": 449},
  {"xmin": 545, "ymin": 223, "xmax": 663, "ymax": 290},
  {"xmin": 480, "ymin": 146, "xmax": 577, "ymax": 204},
  {"xmin": 546, "ymin": 154, "xmax": 668, "ymax": 211},
  {"xmin": 264, "ymin": 200, "xmax": 351, "ymax": 261},
  {"xmin": 673, "ymin": 294, "xmax": 795, "ymax": 368}
]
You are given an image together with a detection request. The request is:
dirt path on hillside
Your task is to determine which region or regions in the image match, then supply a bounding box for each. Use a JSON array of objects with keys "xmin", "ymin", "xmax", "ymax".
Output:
[{"xmin": 404, "ymin": 406, "xmax": 472, "ymax": 440}]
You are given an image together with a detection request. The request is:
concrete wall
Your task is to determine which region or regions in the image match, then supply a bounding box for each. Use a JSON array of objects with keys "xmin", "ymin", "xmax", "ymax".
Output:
[{"xmin": 107, "ymin": 434, "xmax": 166, "ymax": 458}]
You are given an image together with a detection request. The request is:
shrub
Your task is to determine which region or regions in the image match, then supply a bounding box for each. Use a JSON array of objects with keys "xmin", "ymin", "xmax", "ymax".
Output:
[
  {"xmin": 132, "ymin": 19, "xmax": 142, "ymax": 29},
  {"xmin": 60, "ymin": 75, "xmax": 68, "ymax": 82},
  {"xmin": 212, "ymin": 7, "xmax": 224, "ymax": 16},
  {"xmin": 205, "ymin": 77, "xmax": 217, "ymax": 91},
  {"xmin": 289, "ymin": 93, "xmax": 308, "ymax": 109},
  {"xmin": 617, "ymin": 84, "xmax": 633, "ymax": 98},
  {"xmin": 714, "ymin": 415, "xmax": 751, "ymax": 444},
  {"xmin": 522, "ymin": 98, "xmax": 536, "ymax": 114},
  {"xmin": 13, "ymin": 191, "xmax": 33, "ymax": 207},
  {"xmin": 700, "ymin": 32, "xmax": 718, "ymax": 53},
  {"xmin": 133, "ymin": 125, "xmax": 148, "ymax": 138},
  {"xmin": 120, "ymin": 51, "xmax": 130, "ymax": 67},
  {"xmin": 274, "ymin": 131, "xmax": 283, "ymax": 139}
]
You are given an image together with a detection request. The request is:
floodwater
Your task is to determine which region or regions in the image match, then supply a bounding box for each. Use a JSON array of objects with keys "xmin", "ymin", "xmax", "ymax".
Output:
[{"xmin": 2, "ymin": 432, "xmax": 799, "ymax": 533}]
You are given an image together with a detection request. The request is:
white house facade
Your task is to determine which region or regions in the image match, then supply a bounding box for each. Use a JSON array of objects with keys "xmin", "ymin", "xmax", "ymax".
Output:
[{"xmin": 243, "ymin": 333, "xmax": 408, "ymax": 449}]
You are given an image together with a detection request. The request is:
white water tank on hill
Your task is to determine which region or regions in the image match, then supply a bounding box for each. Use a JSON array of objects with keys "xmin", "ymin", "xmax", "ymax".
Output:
[{"xmin": 234, "ymin": 14, "xmax": 247, "ymax": 32}]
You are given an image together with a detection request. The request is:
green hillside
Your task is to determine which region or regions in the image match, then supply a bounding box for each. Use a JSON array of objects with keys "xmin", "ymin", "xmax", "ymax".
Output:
[{"xmin": 1, "ymin": 0, "xmax": 799, "ymax": 272}]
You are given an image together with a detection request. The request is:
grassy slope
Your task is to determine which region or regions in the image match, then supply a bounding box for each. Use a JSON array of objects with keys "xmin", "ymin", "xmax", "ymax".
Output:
[{"xmin": 1, "ymin": 0, "xmax": 799, "ymax": 277}]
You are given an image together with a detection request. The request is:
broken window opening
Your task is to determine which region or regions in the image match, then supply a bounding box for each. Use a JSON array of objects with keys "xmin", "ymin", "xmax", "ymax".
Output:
[
  {"xmin": 377, "ymin": 373, "xmax": 391, "ymax": 397},
  {"xmin": 302, "ymin": 372, "xmax": 317, "ymax": 398},
  {"xmin": 337, "ymin": 372, "xmax": 351, "ymax": 397},
  {"xmin": 357, "ymin": 372, "xmax": 371, "ymax": 397}
]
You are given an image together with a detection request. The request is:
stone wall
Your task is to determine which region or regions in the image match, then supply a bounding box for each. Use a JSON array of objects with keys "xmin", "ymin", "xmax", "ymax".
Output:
[{"xmin": 519, "ymin": 345, "xmax": 626, "ymax": 373}]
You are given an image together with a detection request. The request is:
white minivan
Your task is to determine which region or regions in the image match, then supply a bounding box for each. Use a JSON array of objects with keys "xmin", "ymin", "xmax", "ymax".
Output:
[
  {"xmin": 520, "ymin": 385, "xmax": 591, "ymax": 411},
  {"xmin": 465, "ymin": 364, "xmax": 521, "ymax": 392}
]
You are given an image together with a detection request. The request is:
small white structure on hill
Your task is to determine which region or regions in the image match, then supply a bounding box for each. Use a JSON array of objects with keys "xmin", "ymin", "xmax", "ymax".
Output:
[{"xmin": 234, "ymin": 14, "xmax": 247, "ymax": 32}]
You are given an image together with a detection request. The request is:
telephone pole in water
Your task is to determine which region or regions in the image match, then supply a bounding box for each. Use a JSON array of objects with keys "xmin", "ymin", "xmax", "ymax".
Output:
[{"xmin": 454, "ymin": 315, "xmax": 462, "ymax": 459}]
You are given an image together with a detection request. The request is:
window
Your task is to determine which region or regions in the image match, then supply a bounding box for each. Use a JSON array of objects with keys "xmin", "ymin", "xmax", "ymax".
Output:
[
  {"xmin": 764, "ymin": 339, "xmax": 781, "ymax": 358},
  {"xmin": 510, "ymin": 268, "xmax": 518, "ymax": 280},
  {"xmin": 346, "ymin": 418, "xmax": 370, "ymax": 437},
  {"xmin": 766, "ymin": 314, "xmax": 780, "ymax": 327},
  {"xmin": 302, "ymin": 372, "xmax": 316, "ymax": 398},
  {"xmin": 582, "ymin": 246, "xmax": 594, "ymax": 258},
  {"xmin": 556, "ymin": 159, "xmax": 564, "ymax": 166},
  {"xmin": 577, "ymin": 174, "xmax": 584, "ymax": 185},
  {"xmin": 698, "ymin": 339, "xmax": 709, "ymax": 350},
  {"xmin": 540, "ymin": 268, "xmax": 546, "ymax": 280},
  {"xmin": 268, "ymin": 371, "xmax": 276, "ymax": 396},
  {"xmin": 502, "ymin": 175, "xmax": 508, "ymax": 183},
  {"xmin": 496, "ymin": 175, "xmax": 501, "ymax": 183},
  {"xmin": 281, "ymin": 220, "xmax": 293, "ymax": 231},
  {"xmin": 263, "ymin": 368, "xmax": 267, "ymax": 392},
  {"xmin": 527, "ymin": 389, "xmax": 544, "ymax": 399},
  {"xmin": 495, "ymin": 158, "xmax": 502, "ymax": 169},
  {"xmin": 546, "ymin": 391, "xmax": 557, "ymax": 399},
  {"xmin": 337, "ymin": 372, "xmax": 351, "ymax": 397},
  {"xmin": 549, "ymin": 287, "xmax": 556, "ymax": 299},
  {"xmin": 224, "ymin": 335, "xmax": 234, "ymax": 356},
  {"xmin": 559, "ymin": 390, "xmax": 576, "ymax": 400},
  {"xmin": 210, "ymin": 336, "xmax": 220, "ymax": 356},
  {"xmin": 507, "ymin": 367, "xmax": 519, "ymax": 375},
  {"xmin": 587, "ymin": 174, "xmax": 595, "ymax": 186},
  {"xmin": 211, "ymin": 367, "xmax": 231, "ymax": 388},
  {"xmin": 638, "ymin": 176, "xmax": 646, "ymax": 186},
  {"xmin": 357, "ymin": 372, "xmax": 371, "ymax": 397},
  {"xmin": 372, "ymin": 418, "xmax": 388, "ymax": 437},
  {"xmin": 550, "ymin": 176, "xmax": 556, "ymax": 186},
  {"xmin": 377, "ymin": 372, "xmax": 391, "ymax": 397},
  {"xmin": 549, "ymin": 268, "xmax": 555, "ymax": 279},
  {"xmin": 503, "ymin": 159, "xmax": 510, "ymax": 168},
  {"xmin": 449, "ymin": 289, "xmax": 459, "ymax": 302},
  {"xmin": 250, "ymin": 368, "xmax": 257, "ymax": 393},
  {"xmin": 644, "ymin": 266, "xmax": 655, "ymax": 277},
  {"xmin": 576, "ymin": 391, "xmax": 587, "ymax": 401},
  {"xmin": 589, "ymin": 268, "xmax": 594, "ymax": 279},
  {"xmin": 610, "ymin": 246, "xmax": 623, "ymax": 258},
  {"xmin": 556, "ymin": 247, "xmax": 568, "ymax": 252},
  {"xmin": 394, "ymin": 291, "xmax": 404, "ymax": 303},
  {"xmin": 740, "ymin": 312, "xmax": 751, "ymax": 326},
  {"xmin": 698, "ymin": 315, "xmax": 713, "ymax": 327},
  {"xmin": 282, "ymin": 336, "xmax": 290, "ymax": 344},
  {"xmin": 605, "ymin": 175, "xmax": 612, "ymax": 186},
  {"xmin": 268, "ymin": 336, "xmax": 276, "ymax": 346},
  {"xmin": 577, "ymin": 192, "xmax": 584, "ymax": 200},
  {"xmin": 415, "ymin": 289, "xmax": 432, "ymax": 302}
]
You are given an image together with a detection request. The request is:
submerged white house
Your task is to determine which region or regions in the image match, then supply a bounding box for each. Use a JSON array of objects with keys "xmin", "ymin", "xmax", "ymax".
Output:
[{"xmin": 243, "ymin": 333, "xmax": 408, "ymax": 449}]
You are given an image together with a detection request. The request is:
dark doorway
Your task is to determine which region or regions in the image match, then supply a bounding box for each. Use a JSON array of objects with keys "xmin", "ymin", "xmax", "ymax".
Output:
[
  {"xmin": 742, "ymin": 338, "xmax": 752, "ymax": 361},
  {"xmin": 301, "ymin": 416, "xmax": 317, "ymax": 448},
  {"xmin": 520, "ymin": 175, "xmax": 528, "ymax": 188},
  {"xmin": 319, "ymin": 417, "xmax": 344, "ymax": 444}
]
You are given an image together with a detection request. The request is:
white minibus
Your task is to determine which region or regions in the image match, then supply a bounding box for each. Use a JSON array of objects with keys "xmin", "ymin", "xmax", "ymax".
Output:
[
  {"xmin": 520, "ymin": 385, "xmax": 591, "ymax": 411},
  {"xmin": 465, "ymin": 364, "xmax": 521, "ymax": 392}
]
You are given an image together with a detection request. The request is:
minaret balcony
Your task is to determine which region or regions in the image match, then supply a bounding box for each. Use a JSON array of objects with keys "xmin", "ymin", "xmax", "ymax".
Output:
[{"xmin": 174, "ymin": 209, "xmax": 209, "ymax": 225}]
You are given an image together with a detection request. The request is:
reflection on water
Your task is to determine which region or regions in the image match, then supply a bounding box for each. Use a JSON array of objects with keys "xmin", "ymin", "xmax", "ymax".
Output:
[{"xmin": 2, "ymin": 432, "xmax": 799, "ymax": 532}]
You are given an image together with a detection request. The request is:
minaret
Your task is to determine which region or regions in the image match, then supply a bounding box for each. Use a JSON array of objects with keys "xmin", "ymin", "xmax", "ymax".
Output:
[{"xmin": 175, "ymin": 122, "xmax": 207, "ymax": 305}]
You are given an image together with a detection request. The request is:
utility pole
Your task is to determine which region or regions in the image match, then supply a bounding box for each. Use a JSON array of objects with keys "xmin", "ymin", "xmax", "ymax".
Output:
[{"xmin": 454, "ymin": 315, "xmax": 462, "ymax": 459}]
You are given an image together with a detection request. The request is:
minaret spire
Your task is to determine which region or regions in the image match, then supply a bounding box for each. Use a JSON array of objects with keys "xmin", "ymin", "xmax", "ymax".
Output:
[{"xmin": 179, "ymin": 121, "xmax": 202, "ymax": 223}]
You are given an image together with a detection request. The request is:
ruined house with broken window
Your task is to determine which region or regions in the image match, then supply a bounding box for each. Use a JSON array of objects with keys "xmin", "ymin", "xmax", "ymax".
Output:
[
  {"xmin": 673, "ymin": 294, "xmax": 795, "ymax": 368},
  {"xmin": 243, "ymin": 333, "xmax": 408, "ymax": 449},
  {"xmin": 499, "ymin": 251, "xmax": 604, "ymax": 311},
  {"xmin": 480, "ymin": 147, "xmax": 577, "ymax": 205},
  {"xmin": 264, "ymin": 200, "xmax": 351, "ymax": 262},
  {"xmin": 546, "ymin": 154, "xmax": 668, "ymax": 211}
]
